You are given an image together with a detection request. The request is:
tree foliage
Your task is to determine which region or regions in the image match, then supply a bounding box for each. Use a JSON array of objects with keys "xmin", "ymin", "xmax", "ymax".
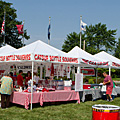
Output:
[
  {"xmin": 114, "ymin": 38, "xmax": 120, "ymax": 59},
  {"xmin": 62, "ymin": 23, "xmax": 117, "ymax": 55},
  {"xmin": 85, "ymin": 23, "xmax": 116, "ymax": 54},
  {"xmin": 62, "ymin": 32, "xmax": 85, "ymax": 52},
  {"xmin": 0, "ymin": 0, "xmax": 30, "ymax": 48}
]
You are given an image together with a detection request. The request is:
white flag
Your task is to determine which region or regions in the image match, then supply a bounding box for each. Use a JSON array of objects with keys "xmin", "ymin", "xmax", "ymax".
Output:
[{"xmin": 81, "ymin": 20, "xmax": 87, "ymax": 31}]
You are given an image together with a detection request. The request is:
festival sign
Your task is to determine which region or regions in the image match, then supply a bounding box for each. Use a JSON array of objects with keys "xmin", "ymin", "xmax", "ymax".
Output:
[
  {"xmin": 81, "ymin": 68, "xmax": 95, "ymax": 76},
  {"xmin": 82, "ymin": 59, "xmax": 108, "ymax": 66},
  {"xmin": 0, "ymin": 54, "xmax": 78, "ymax": 64},
  {"xmin": 6, "ymin": 54, "xmax": 31, "ymax": 61},
  {"xmin": 34, "ymin": 54, "xmax": 78, "ymax": 64},
  {"xmin": 112, "ymin": 62, "xmax": 120, "ymax": 67},
  {"xmin": 0, "ymin": 56, "xmax": 5, "ymax": 61}
]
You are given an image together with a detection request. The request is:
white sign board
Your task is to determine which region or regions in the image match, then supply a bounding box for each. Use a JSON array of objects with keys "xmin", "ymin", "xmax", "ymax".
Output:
[
  {"xmin": 75, "ymin": 73, "xmax": 83, "ymax": 91},
  {"xmin": 16, "ymin": 65, "xmax": 37, "ymax": 73}
]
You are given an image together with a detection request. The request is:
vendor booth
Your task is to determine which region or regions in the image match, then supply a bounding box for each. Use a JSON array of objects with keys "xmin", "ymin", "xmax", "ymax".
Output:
[
  {"xmin": 67, "ymin": 46, "xmax": 120, "ymax": 102},
  {"xmin": 0, "ymin": 42, "xmax": 117, "ymax": 108},
  {"xmin": 0, "ymin": 40, "xmax": 81, "ymax": 110}
]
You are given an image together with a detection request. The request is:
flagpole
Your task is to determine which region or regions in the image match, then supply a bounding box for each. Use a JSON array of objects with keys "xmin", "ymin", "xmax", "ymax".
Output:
[
  {"xmin": 48, "ymin": 16, "xmax": 51, "ymax": 45},
  {"xmin": 80, "ymin": 16, "xmax": 82, "ymax": 48},
  {"xmin": 3, "ymin": 9, "xmax": 6, "ymax": 46},
  {"xmin": 23, "ymin": 20, "xmax": 25, "ymax": 46}
]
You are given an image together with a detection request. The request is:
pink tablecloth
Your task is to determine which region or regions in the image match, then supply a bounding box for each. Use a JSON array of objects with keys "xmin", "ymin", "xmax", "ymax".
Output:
[
  {"xmin": 10, "ymin": 92, "xmax": 41, "ymax": 109},
  {"xmin": 10, "ymin": 90, "xmax": 80, "ymax": 109}
]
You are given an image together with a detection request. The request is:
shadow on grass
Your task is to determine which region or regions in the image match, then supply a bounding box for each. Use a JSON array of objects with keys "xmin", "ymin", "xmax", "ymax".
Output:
[{"xmin": 9, "ymin": 100, "xmax": 78, "ymax": 109}]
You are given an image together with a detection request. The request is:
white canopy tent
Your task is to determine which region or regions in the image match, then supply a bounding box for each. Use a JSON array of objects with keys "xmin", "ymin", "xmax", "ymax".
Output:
[
  {"xmin": 0, "ymin": 42, "xmax": 115, "ymax": 109},
  {"xmin": 67, "ymin": 46, "xmax": 108, "ymax": 68},
  {"xmin": 67, "ymin": 46, "xmax": 110, "ymax": 83},
  {"xmin": 0, "ymin": 40, "xmax": 80, "ymax": 110},
  {"xmin": 94, "ymin": 51, "xmax": 120, "ymax": 76}
]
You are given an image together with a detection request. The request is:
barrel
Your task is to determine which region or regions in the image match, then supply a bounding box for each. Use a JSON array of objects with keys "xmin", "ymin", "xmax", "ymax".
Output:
[
  {"xmin": 92, "ymin": 104, "xmax": 120, "ymax": 120},
  {"xmin": 56, "ymin": 80, "xmax": 64, "ymax": 90}
]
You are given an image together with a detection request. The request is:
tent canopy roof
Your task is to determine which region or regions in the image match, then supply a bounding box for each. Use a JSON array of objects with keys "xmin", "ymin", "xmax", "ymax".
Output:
[
  {"xmin": 12, "ymin": 40, "xmax": 66, "ymax": 56},
  {"xmin": 67, "ymin": 46, "xmax": 104, "ymax": 62},
  {"xmin": 0, "ymin": 44, "xmax": 16, "ymax": 54},
  {"xmin": 94, "ymin": 51, "xmax": 120, "ymax": 64}
]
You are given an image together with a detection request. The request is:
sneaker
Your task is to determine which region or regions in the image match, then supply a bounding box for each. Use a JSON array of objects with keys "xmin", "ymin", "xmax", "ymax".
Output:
[
  {"xmin": 110, "ymin": 99, "xmax": 113, "ymax": 102},
  {"xmin": 107, "ymin": 99, "xmax": 109, "ymax": 101}
]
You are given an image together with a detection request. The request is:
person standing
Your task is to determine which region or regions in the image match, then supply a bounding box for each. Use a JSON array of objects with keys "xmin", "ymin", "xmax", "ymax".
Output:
[
  {"xmin": 33, "ymin": 72, "xmax": 40, "ymax": 87},
  {"xmin": 103, "ymin": 72, "xmax": 113, "ymax": 102},
  {"xmin": 25, "ymin": 71, "xmax": 31, "ymax": 88},
  {"xmin": 17, "ymin": 70, "xmax": 24, "ymax": 88},
  {"xmin": 0, "ymin": 73, "xmax": 13, "ymax": 109}
]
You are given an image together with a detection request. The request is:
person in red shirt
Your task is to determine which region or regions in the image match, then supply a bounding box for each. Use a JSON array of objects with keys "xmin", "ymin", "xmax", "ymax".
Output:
[
  {"xmin": 25, "ymin": 71, "xmax": 31, "ymax": 88},
  {"xmin": 17, "ymin": 70, "xmax": 24, "ymax": 87},
  {"xmin": 103, "ymin": 72, "xmax": 113, "ymax": 102}
]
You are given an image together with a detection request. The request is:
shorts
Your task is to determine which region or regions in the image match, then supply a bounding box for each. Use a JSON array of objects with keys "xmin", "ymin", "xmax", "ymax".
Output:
[{"xmin": 106, "ymin": 86, "xmax": 113, "ymax": 95}]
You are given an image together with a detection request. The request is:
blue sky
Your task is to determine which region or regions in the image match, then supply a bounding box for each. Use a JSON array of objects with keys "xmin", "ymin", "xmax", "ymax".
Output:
[{"xmin": 5, "ymin": 0, "xmax": 120, "ymax": 50}]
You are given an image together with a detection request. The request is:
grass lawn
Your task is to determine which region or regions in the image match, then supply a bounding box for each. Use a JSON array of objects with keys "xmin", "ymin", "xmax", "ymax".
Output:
[
  {"xmin": 113, "ymin": 78, "xmax": 120, "ymax": 81},
  {"xmin": 0, "ymin": 97, "xmax": 120, "ymax": 120}
]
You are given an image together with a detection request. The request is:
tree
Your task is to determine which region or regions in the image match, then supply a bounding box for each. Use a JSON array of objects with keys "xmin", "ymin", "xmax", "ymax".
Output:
[
  {"xmin": 62, "ymin": 23, "xmax": 117, "ymax": 55},
  {"xmin": 62, "ymin": 32, "xmax": 85, "ymax": 52},
  {"xmin": 85, "ymin": 23, "xmax": 117, "ymax": 54},
  {"xmin": 114, "ymin": 38, "xmax": 120, "ymax": 59},
  {"xmin": 0, "ymin": 0, "xmax": 30, "ymax": 48}
]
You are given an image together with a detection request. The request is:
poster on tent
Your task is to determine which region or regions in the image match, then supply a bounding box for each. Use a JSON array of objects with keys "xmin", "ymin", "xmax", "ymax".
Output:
[
  {"xmin": 81, "ymin": 68, "xmax": 95, "ymax": 76},
  {"xmin": 45, "ymin": 63, "xmax": 51, "ymax": 77},
  {"xmin": 75, "ymin": 73, "xmax": 83, "ymax": 91},
  {"xmin": 54, "ymin": 64, "xmax": 67, "ymax": 77},
  {"xmin": 16, "ymin": 65, "xmax": 37, "ymax": 73}
]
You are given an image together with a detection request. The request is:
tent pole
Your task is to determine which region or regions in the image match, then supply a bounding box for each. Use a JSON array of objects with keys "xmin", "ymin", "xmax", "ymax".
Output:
[
  {"xmin": 31, "ymin": 61, "xmax": 34, "ymax": 110},
  {"xmin": 40, "ymin": 65, "xmax": 42, "ymax": 79},
  {"xmin": 109, "ymin": 66, "xmax": 111, "ymax": 76},
  {"xmin": 96, "ymin": 68, "xmax": 98, "ymax": 84},
  {"xmin": 77, "ymin": 64, "xmax": 80, "ymax": 73}
]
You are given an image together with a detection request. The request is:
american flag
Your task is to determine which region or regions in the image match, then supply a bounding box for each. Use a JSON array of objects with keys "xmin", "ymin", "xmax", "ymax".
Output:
[{"xmin": 1, "ymin": 19, "xmax": 5, "ymax": 35}]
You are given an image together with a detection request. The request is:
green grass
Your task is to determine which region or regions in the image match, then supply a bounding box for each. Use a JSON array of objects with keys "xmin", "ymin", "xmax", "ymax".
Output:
[
  {"xmin": 112, "ymin": 78, "xmax": 120, "ymax": 81},
  {"xmin": 0, "ymin": 97, "xmax": 120, "ymax": 120}
]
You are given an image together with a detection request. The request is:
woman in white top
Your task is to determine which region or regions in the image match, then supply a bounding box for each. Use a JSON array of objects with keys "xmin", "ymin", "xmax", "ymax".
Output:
[{"xmin": 33, "ymin": 72, "xmax": 40, "ymax": 86}]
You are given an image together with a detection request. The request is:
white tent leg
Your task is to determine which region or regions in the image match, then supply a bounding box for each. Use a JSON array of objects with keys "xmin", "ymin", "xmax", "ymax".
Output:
[
  {"xmin": 31, "ymin": 61, "xmax": 34, "ymax": 110},
  {"xmin": 109, "ymin": 66, "xmax": 111, "ymax": 76},
  {"xmin": 96, "ymin": 68, "xmax": 98, "ymax": 84},
  {"xmin": 77, "ymin": 64, "xmax": 80, "ymax": 73},
  {"xmin": 40, "ymin": 65, "xmax": 42, "ymax": 79},
  {"xmin": 57, "ymin": 65, "xmax": 59, "ymax": 79}
]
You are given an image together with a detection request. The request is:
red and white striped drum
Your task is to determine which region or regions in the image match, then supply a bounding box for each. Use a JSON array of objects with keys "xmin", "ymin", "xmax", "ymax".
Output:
[{"xmin": 92, "ymin": 104, "xmax": 120, "ymax": 120}]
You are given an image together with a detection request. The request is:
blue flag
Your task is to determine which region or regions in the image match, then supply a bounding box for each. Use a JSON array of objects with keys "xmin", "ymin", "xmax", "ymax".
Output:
[{"xmin": 48, "ymin": 24, "xmax": 50, "ymax": 40}]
